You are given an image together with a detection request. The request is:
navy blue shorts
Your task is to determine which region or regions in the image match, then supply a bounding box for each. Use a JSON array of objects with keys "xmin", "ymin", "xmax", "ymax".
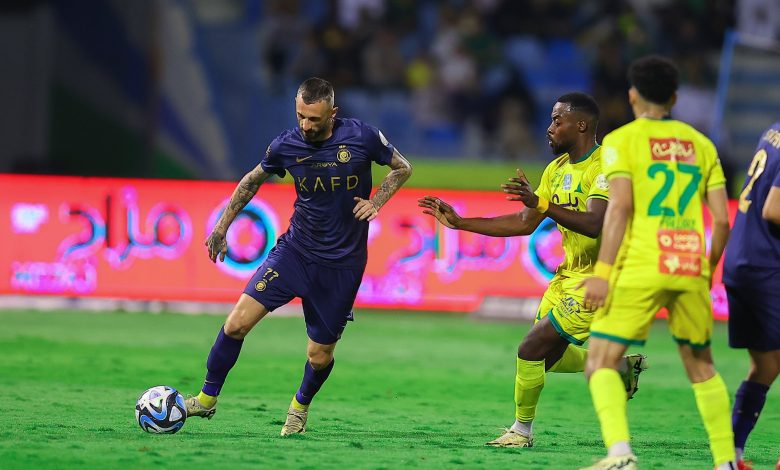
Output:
[
  {"xmin": 243, "ymin": 243, "xmax": 364, "ymax": 345},
  {"xmin": 726, "ymin": 283, "xmax": 780, "ymax": 351}
]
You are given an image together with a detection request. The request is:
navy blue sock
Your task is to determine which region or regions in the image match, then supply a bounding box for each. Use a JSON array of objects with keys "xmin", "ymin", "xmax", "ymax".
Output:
[
  {"xmin": 202, "ymin": 327, "xmax": 244, "ymax": 397},
  {"xmin": 732, "ymin": 380, "xmax": 769, "ymax": 450},
  {"xmin": 295, "ymin": 359, "xmax": 335, "ymax": 406}
]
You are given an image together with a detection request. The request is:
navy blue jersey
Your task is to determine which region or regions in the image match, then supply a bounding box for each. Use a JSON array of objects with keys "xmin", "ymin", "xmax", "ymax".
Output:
[
  {"xmin": 261, "ymin": 118, "xmax": 394, "ymax": 267},
  {"xmin": 724, "ymin": 121, "xmax": 780, "ymax": 283}
]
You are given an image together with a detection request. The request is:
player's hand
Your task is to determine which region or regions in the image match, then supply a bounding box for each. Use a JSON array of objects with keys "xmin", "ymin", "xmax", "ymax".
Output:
[
  {"xmin": 577, "ymin": 277, "xmax": 609, "ymax": 311},
  {"xmin": 353, "ymin": 197, "xmax": 379, "ymax": 221},
  {"xmin": 502, "ymin": 168, "xmax": 539, "ymax": 208},
  {"xmin": 205, "ymin": 230, "xmax": 228, "ymax": 263},
  {"xmin": 418, "ymin": 196, "xmax": 459, "ymax": 229}
]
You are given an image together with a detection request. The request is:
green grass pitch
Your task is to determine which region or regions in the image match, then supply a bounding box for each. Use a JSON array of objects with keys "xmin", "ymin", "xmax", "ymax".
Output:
[{"xmin": 1, "ymin": 309, "xmax": 777, "ymax": 469}]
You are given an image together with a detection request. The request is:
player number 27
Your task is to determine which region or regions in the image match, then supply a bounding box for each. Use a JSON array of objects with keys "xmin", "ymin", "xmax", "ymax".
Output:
[
  {"xmin": 647, "ymin": 162, "xmax": 702, "ymax": 216},
  {"xmin": 738, "ymin": 149, "xmax": 767, "ymax": 213}
]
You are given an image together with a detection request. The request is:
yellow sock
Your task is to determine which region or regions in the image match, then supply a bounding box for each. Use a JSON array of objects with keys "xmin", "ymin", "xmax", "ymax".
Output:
[
  {"xmin": 549, "ymin": 344, "xmax": 587, "ymax": 373},
  {"xmin": 291, "ymin": 396, "xmax": 309, "ymax": 411},
  {"xmin": 197, "ymin": 391, "xmax": 217, "ymax": 408},
  {"xmin": 590, "ymin": 368, "xmax": 629, "ymax": 448},
  {"xmin": 515, "ymin": 358, "xmax": 545, "ymax": 422},
  {"xmin": 692, "ymin": 373, "xmax": 736, "ymax": 466}
]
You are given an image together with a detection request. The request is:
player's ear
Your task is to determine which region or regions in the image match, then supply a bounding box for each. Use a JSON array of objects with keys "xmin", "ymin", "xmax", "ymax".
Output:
[
  {"xmin": 578, "ymin": 119, "xmax": 587, "ymax": 133},
  {"xmin": 331, "ymin": 106, "xmax": 339, "ymax": 119},
  {"xmin": 667, "ymin": 93, "xmax": 677, "ymax": 109},
  {"xmin": 628, "ymin": 87, "xmax": 637, "ymax": 106}
]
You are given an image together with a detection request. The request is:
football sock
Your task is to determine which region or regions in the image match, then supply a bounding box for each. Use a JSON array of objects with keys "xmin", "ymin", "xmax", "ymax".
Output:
[
  {"xmin": 197, "ymin": 391, "xmax": 217, "ymax": 409},
  {"xmin": 589, "ymin": 368, "xmax": 629, "ymax": 449},
  {"xmin": 291, "ymin": 395, "xmax": 308, "ymax": 411},
  {"xmin": 510, "ymin": 419, "xmax": 533, "ymax": 436},
  {"xmin": 295, "ymin": 359, "xmax": 335, "ymax": 406},
  {"xmin": 515, "ymin": 358, "xmax": 545, "ymax": 423},
  {"xmin": 607, "ymin": 441, "xmax": 632, "ymax": 457},
  {"xmin": 548, "ymin": 344, "xmax": 587, "ymax": 373},
  {"xmin": 201, "ymin": 327, "xmax": 244, "ymax": 397},
  {"xmin": 732, "ymin": 380, "xmax": 769, "ymax": 457},
  {"xmin": 693, "ymin": 373, "xmax": 736, "ymax": 466}
]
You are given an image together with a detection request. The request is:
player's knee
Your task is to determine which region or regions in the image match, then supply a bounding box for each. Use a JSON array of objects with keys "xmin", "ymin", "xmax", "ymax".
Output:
[
  {"xmin": 517, "ymin": 341, "xmax": 538, "ymax": 360},
  {"xmin": 584, "ymin": 360, "xmax": 597, "ymax": 380},
  {"xmin": 747, "ymin": 359, "xmax": 780, "ymax": 385},
  {"xmin": 682, "ymin": 358, "xmax": 716, "ymax": 383},
  {"xmin": 584, "ymin": 351, "xmax": 618, "ymax": 379},
  {"xmin": 223, "ymin": 310, "xmax": 254, "ymax": 339},
  {"xmin": 517, "ymin": 319, "xmax": 559, "ymax": 360},
  {"xmin": 223, "ymin": 320, "xmax": 249, "ymax": 339},
  {"xmin": 679, "ymin": 346, "xmax": 716, "ymax": 382},
  {"xmin": 687, "ymin": 364, "xmax": 716, "ymax": 383},
  {"xmin": 517, "ymin": 339, "xmax": 554, "ymax": 361},
  {"xmin": 307, "ymin": 349, "xmax": 334, "ymax": 370}
]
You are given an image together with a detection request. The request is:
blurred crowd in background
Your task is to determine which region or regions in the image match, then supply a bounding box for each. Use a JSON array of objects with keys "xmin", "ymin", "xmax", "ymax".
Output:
[
  {"xmin": 4, "ymin": 0, "xmax": 779, "ymax": 185},
  {"xmin": 254, "ymin": 0, "xmax": 733, "ymax": 160}
]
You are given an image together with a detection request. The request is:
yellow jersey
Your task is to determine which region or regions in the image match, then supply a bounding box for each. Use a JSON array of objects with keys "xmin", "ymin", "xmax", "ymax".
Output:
[
  {"xmin": 535, "ymin": 145, "xmax": 609, "ymax": 279},
  {"xmin": 601, "ymin": 118, "xmax": 726, "ymax": 289}
]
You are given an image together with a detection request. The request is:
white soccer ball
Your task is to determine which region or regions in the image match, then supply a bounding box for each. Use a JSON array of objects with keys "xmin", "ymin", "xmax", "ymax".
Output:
[{"xmin": 135, "ymin": 385, "xmax": 187, "ymax": 434}]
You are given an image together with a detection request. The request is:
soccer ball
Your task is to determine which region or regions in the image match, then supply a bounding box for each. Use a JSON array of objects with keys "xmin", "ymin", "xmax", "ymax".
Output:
[{"xmin": 135, "ymin": 385, "xmax": 187, "ymax": 434}]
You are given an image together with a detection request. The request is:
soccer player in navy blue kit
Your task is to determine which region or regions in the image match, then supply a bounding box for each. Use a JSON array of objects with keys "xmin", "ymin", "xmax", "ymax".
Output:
[
  {"xmin": 723, "ymin": 121, "xmax": 780, "ymax": 469},
  {"xmin": 185, "ymin": 77, "xmax": 412, "ymax": 436}
]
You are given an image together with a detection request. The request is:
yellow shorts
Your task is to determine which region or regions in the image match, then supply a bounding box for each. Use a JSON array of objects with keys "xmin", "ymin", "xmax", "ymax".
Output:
[
  {"xmin": 536, "ymin": 274, "xmax": 595, "ymax": 346},
  {"xmin": 590, "ymin": 282, "xmax": 713, "ymax": 348}
]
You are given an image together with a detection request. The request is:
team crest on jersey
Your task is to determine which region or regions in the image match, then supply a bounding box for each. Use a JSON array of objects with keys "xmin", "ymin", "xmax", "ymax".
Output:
[
  {"xmin": 255, "ymin": 280, "xmax": 267, "ymax": 291},
  {"xmin": 603, "ymin": 146, "xmax": 618, "ymax": 165},
  {"xmin": 562, "ymin": 174, "xmax": 572, "ymax": 191},
  {"xmin": 650, "ymin": 138, "xmax": 696, "ymax": 163},
  {"xmin": 596, "ymin": 173, "xmax": 609, "ymax": 190},
  {"xmin": 337, "ymin": 145, "xmax": 351, "ymax": 163}
]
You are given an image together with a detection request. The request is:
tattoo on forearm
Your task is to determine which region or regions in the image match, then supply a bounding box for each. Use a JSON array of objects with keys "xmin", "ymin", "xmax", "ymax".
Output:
[
  {"xmin": 215, "ymin": 171, "xmax": 262, "ymax": 232},
  {"xmin": 232, "ymin": 179, "xmax": 259, "ymax": 210},
  {"xmin": 372, "ymin": 167, "xmax": 410, "ymax": 210}
]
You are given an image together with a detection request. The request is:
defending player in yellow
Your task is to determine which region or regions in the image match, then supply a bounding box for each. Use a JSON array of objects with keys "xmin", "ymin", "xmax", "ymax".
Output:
[
  {"xmin": 578, "ymin": 56, "xmax": 735, "ymax": 470},
  {"xmin": 419, "ymin": 93, "xmax": 646, "ymax": 449}
]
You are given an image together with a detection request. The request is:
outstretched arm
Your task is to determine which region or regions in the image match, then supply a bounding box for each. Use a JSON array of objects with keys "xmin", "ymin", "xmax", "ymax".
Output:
[
  {"xmin": 418, "ymin": 196, "xmax": 545, "ymax": 236},
  {"xmin": 206, "ymin": 164, "xmax": 274, "ymax": 262},
  {"xmin": 354, "ymin": 148, "xmax": 413, "ymax": 221},
  {"xmin": 502, "ymin": 169, "xmax": 606, "ymax": 238}
]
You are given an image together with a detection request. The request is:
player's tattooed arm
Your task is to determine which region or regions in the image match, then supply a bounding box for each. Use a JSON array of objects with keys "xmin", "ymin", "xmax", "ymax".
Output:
[
  {"xmin": 206, "ymin": 164, "xmax": 273, "ymax": 262},
  {"xmin": 354, "ymin": 149, "xmax": 412, "ymax": 221}
]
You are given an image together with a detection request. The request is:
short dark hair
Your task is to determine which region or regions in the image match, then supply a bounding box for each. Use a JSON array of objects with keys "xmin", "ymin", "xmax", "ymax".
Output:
[
  {"xmin": 297, "ymin": 77, "xmax": 334, "ymax": 106},
  {"xmin": 627, "ymin": 55, "xmax": 679, "ymax": 105},
  {"xmin": 556, "ymin": 92, "xmax": 599, "ymax": 121}
]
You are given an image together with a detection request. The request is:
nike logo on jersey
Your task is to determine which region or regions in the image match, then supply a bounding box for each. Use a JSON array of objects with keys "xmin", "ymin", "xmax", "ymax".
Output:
[{"xmin": 296, "ymin": 155, "xmax": 313, "ymax": 163}]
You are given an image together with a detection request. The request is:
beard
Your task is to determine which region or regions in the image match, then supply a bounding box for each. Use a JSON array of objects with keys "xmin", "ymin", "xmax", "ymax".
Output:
[
  {"xmin": 301, "ymin": 121, "xmax": 332, "ymax": 142},
  {"xmin": 548, "ymin": 137, "xmax": 570, "ymax": 155}
]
